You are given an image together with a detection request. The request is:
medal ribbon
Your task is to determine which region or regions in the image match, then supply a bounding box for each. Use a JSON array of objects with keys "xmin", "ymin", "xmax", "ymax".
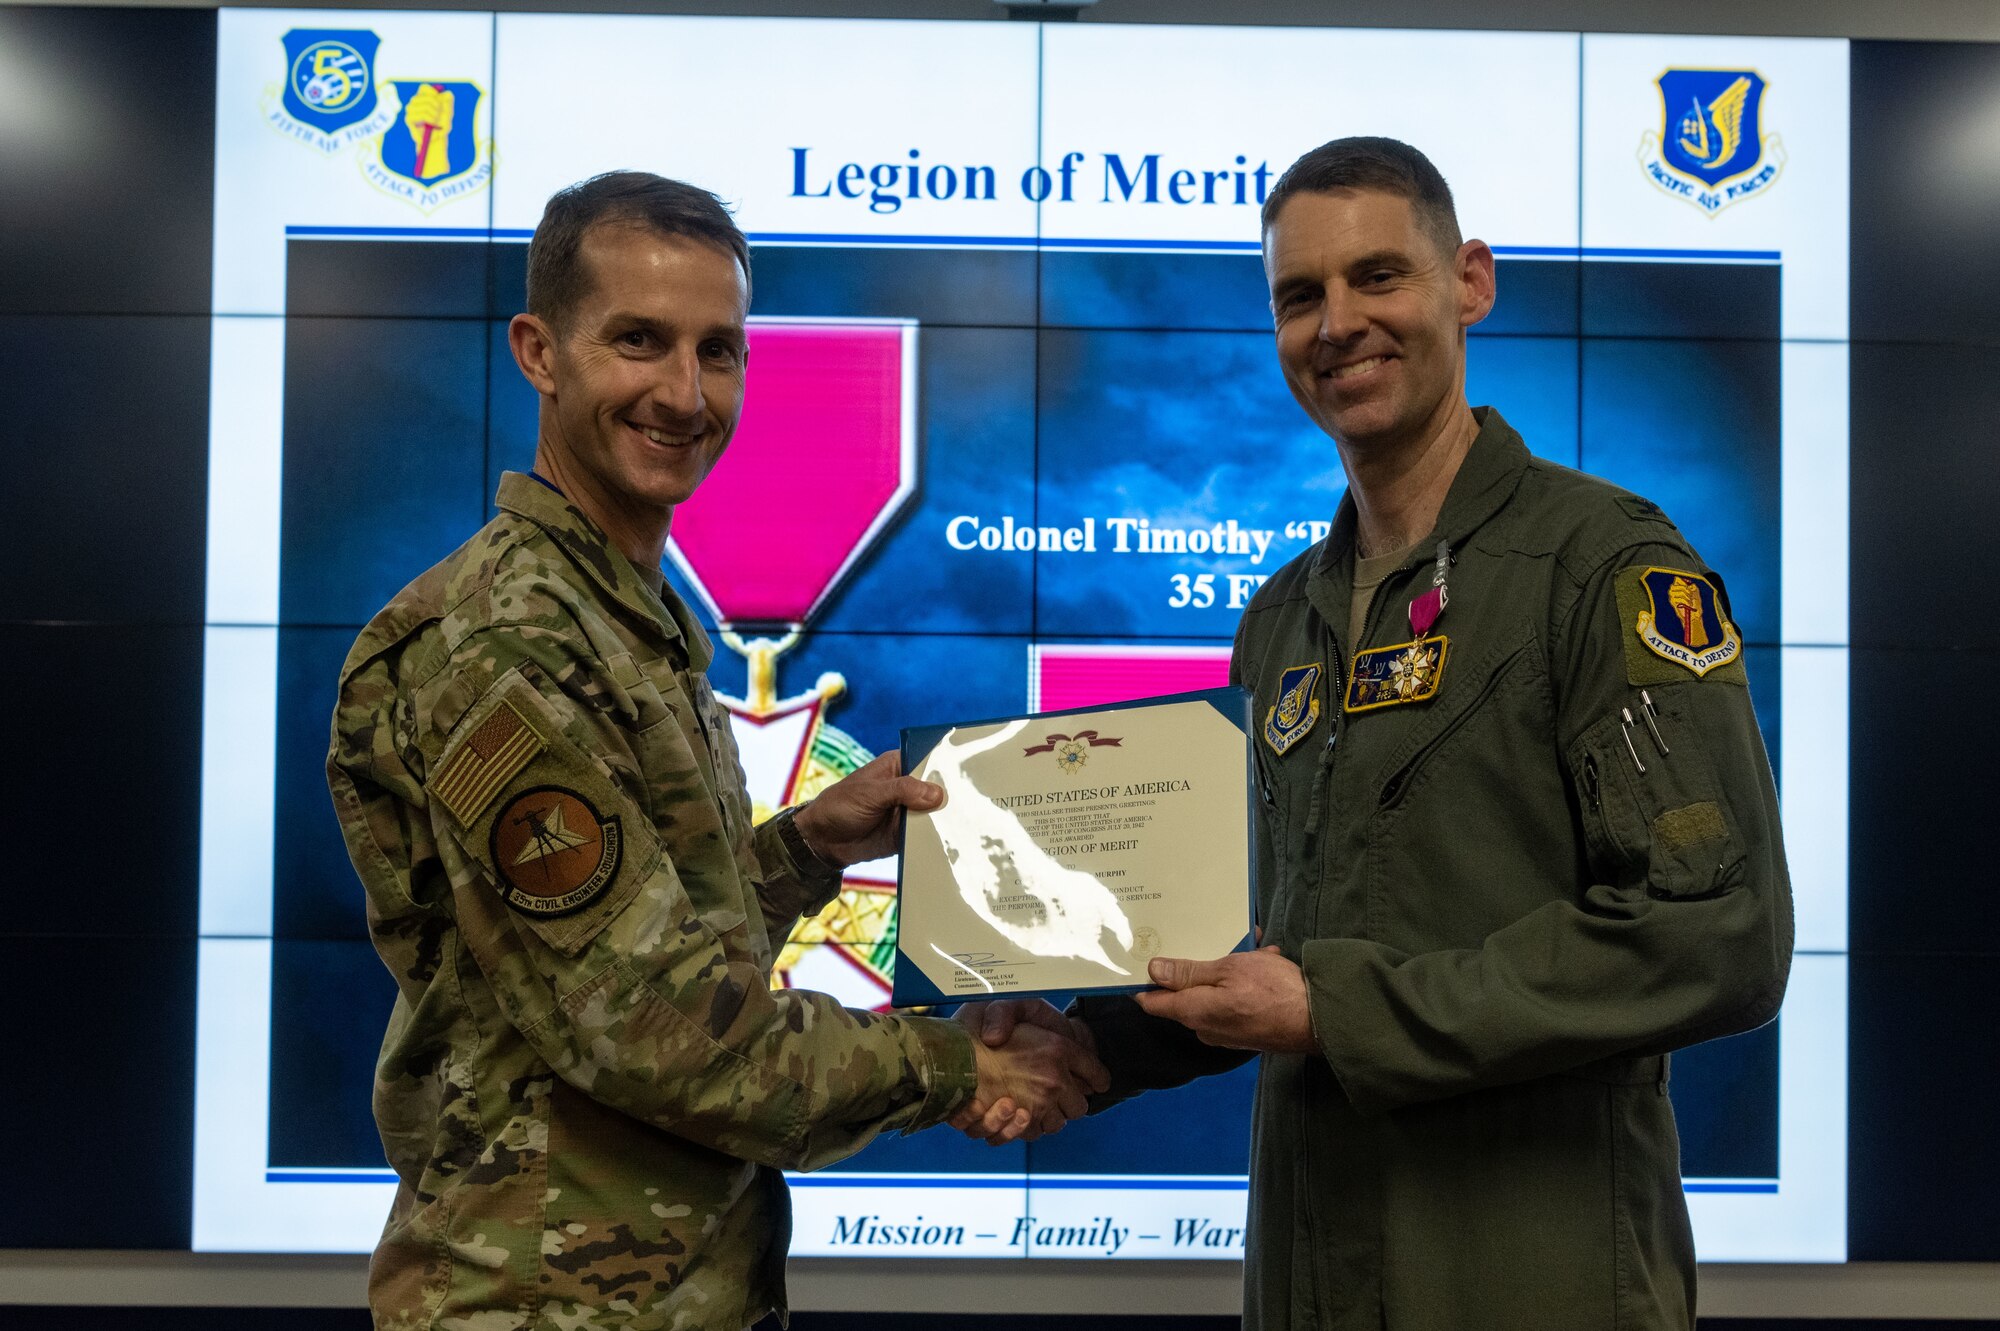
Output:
[{"xmin": 1410, "ymin": 540, "xmax": 1451, "ymax": 638}]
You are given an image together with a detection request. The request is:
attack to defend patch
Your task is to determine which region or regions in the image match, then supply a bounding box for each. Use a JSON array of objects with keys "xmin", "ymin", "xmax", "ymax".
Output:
[
  {"xmin": 489, "ymin": 786, "xmax": 623, "ymax": 917},
  {"xmin": 1618, "ymin": 566, "xmax": 1745, "ymax": 682}
]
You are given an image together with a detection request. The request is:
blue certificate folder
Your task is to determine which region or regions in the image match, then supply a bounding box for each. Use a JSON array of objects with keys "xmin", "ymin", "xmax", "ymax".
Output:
[{"xmin": 890, "ymin": 685, "xmax": 1260, "ymax": 1008}]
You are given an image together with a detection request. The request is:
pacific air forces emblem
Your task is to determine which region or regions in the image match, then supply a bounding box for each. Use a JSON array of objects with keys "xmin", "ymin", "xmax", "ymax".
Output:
[
  {"xmin": 268, "ymin": 29, "xmax": 395, "ymax": 154},
  {"xmin": 1639, "ymin": 69, "xmax": 1785, "ymax": 215},
  {"xmin": 1263, "ymin": 663, "xmax": 1322, "ymax": 756}
]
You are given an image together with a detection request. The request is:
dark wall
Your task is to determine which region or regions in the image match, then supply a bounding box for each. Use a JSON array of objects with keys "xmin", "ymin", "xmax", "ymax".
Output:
[
  {"xmin": 1846, "ymin": 39, "xmax": 2000, "ymax": 1263},
  {"xmin": 0, "ymin": 4, "xmax": 216, "ymax": 1248}
]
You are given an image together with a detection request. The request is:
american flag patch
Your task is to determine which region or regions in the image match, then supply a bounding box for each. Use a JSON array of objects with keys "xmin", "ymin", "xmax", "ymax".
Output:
[{"xmin": 430, "ymin": 699, "xmax": 543, "ymax": 825}]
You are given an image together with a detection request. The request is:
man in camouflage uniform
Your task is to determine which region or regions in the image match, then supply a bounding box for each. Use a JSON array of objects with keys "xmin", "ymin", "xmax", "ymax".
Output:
[{"xmin": 329, "ymin": 171, "xmax": 1102, "ymax": 1331}]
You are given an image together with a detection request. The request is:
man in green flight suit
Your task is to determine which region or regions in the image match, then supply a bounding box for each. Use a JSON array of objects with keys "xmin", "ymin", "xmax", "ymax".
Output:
[
  {"xmin": 961, "ymin": 138, "xmax": 1794, "ymax": 1329},
  {"xmin": 328, "ymin": 171, "xmax": 1105, "ymax": 1331}
]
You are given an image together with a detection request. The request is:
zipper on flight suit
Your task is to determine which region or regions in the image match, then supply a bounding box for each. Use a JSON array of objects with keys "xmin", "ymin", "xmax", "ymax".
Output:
[
  {"xmin": 1298, "ymin": 622, "xmax": 1344, "ymax": 849},
  {"xmin": 1294, "ymin": 620, "xmax": 1344, "ymax": 1327}
]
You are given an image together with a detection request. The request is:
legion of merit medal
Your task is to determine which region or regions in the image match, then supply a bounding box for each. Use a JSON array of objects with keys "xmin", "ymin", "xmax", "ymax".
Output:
[
  {"xmin": 1345, "ymin": 539, "xmax": 1453, "ymax": 714},
  {"xmin": 665, "ymin": 319, "xmax": 918, "ymax": 1012}
]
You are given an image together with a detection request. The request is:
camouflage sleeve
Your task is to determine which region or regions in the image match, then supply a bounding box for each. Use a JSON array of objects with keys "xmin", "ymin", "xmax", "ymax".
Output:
[
  {"xmin": 750, "ymin": 807, "xmax": 844, "ymax": 944},
  {"xmin": 418, "ymin": 622, "xmax": 975, "ymax": 1170}
]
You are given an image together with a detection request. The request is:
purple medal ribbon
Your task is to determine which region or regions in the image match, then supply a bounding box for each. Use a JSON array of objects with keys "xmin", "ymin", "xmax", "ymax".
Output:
[{"xmin": 1410, "ymin": 540, "xmax": 1450, "ymax": 638}]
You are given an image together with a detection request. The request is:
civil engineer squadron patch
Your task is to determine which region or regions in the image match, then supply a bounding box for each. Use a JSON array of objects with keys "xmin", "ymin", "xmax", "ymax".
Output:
[{"xmin": 490, "ymin": 786, "xmax": 623, "ymax": 918}]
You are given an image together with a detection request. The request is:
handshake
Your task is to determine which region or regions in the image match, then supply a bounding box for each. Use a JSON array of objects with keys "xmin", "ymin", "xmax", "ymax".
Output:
[
  {"xmin": 939, "ymin": 946, "xmax": 1319, "ymax": 1143},
  {"xmin": 947, "ymin": 999, "xmax": 1107, "ymax": 1144}
]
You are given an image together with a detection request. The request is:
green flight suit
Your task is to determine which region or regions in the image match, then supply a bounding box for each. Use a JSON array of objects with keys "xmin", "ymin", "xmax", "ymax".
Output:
[
  {"xmin": 1077, "ymin": 408, "xmax": 1793, "ymax": 1330},
  {"xmin": 329, "ymin": 472, "xmax": 976, "ymax": 1331}
]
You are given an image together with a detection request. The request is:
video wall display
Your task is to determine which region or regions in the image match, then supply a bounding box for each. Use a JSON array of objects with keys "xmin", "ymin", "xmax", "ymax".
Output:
[{"xmin": 192, "ymin": 12, "xmax": 1851, "ymax": 1261}]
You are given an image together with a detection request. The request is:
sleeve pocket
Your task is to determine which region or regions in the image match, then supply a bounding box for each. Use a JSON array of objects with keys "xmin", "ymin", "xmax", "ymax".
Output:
[
  {"xmin": 433, "ymin": 667, "xmax": 658, "ymax": 957},
  {"xmin": 1566, "ymin": 699, "xmax": 1745, "ymax": 902}
]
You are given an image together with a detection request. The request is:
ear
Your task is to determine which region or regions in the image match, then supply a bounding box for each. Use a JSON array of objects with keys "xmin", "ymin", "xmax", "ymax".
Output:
[
  {"xmin": 508, "ymin": 313, "xmax": 560, "ymax": 397},
  {"xmin": 1455, "ymin": 239, "xmax": 1497, "ymax": 330}
]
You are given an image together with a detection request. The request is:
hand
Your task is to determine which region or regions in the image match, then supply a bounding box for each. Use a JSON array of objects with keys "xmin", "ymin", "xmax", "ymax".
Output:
[
  {"xmin": 1132, "ymin": 946, "xmax": 1316, "ymax": 1054},
  {"xmin": 402, "ymin": 83, "xmax": 455, "ymax": 180},
  {"xmin": 404, "ymin": 82, "xmax": 455, "ymax": 133},
  {"xmin": 949, "ymin": 1005, "xmax": 1108, "ymax": 1144},
  {"xmin": 791, "ymin": 752, "xmax": 944, "ymax": 868}
]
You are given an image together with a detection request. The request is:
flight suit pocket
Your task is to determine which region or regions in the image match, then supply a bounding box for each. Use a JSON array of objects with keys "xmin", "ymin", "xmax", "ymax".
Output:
[{"xmin": 1568, "ymin": 696, "xmax": 1744, "ymax": 902}]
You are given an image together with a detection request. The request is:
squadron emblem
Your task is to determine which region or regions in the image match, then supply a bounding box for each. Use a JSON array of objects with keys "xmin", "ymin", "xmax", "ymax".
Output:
[
  {"xmin": 361, "ymin": 80, "xmax": 492, "ymax": 211},
  {"xmin": 490, "ymin": 787, "xmax": 622, "ymax": 918},
  {"xmin": 1629, "ymin": 567, "xmax": 1742, "ymax": 678}
]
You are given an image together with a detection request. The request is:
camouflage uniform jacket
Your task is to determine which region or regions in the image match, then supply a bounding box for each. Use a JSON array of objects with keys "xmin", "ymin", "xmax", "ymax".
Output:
[{"xmin": 329, "ymin": 471, "xmax": 977, "ymax": 1331}]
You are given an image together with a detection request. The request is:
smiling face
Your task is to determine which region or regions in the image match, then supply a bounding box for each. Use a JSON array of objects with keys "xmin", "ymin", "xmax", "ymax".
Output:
[
  {"xmin": 1263, "ymin": 188, "xmax": 1493, "ymax": 457},
  {"xmin": 514, "ymin": 222, "xmax": 750, "ymax": 530}
]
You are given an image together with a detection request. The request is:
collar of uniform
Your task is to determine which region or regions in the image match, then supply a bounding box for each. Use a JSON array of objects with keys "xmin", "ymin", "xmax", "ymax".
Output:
[
  {"xmin": 1428, "ymin": 406, "xmax": 1530, "ymax": 549},
  {"xmin": 1303, "ymin": 406, "xmax": 1529, "ymax": 634},
  {"xmin": 492, "ymin": 471, "xmax": 714, "ymax": 671}
]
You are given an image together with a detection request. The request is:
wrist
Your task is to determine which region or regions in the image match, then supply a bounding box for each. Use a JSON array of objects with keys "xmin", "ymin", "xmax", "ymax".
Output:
[{"xmin": 779, "ymin": 803, "xmax": 843, "ymax": 874}]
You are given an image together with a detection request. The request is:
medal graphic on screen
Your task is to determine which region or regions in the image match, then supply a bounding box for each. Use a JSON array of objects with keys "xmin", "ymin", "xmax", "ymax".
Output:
[{"xmin": 666, "ymin": 319, "xmax": 919, "ymax": 1011}]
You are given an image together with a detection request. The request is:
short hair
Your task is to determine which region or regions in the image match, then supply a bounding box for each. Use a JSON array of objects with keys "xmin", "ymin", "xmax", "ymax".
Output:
[
  {"xmin": 1261, "ymin": 137, "xmax": 1462, "ymax": 259},
  {"xmin": 525, "ymin": 171, "xmax": 752, "ymax": 332}
]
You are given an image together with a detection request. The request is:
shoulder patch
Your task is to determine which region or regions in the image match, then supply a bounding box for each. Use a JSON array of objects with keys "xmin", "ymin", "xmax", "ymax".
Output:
[
  {"xmin": 430, "ymin": 698, "xmax": 545, "ymax": 824},
  {"xmin": 1614, "ymin": 566, "xmax": 1746, "ymax": 684},
  {"xmin": 489, "ymin": 786, "xmax": 623, "ymax": 917}
]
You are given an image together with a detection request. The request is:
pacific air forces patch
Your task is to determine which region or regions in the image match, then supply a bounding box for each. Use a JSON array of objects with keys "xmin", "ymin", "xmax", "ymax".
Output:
[
  {"xmin": 1263, "ymin": 663, "xmax": 1323, "ymax": 756},
  {"xmin": 1616, "ymin": 566, "xmax": 1746, "ymax": 683},
  {"xmin": 490, "ymin": 786, "xmax": 623, "ymax": 918}
]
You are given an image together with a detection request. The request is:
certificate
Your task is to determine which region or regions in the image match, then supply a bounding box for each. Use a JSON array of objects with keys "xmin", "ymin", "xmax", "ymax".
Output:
[{"xmin": 891, "ymin": 688, "xmax": 1256, "ymax": 1006}]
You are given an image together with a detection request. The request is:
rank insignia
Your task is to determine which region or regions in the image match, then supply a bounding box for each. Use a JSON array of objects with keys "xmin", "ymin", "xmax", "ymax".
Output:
[
  {"xmin": 490, "ymin": 786, "xmax": 623, "ymax": 918},
  {"xmin": 1620, "ymin": 566, "xmax": 1744, "ymax": 680},
  {"xmin": 1263, "ymin": 663, "xmax": 1323, "ymax": 756},
  {"xmin": 1345, "ymin": 636, "xmax": 1448, "ymax": 714}
]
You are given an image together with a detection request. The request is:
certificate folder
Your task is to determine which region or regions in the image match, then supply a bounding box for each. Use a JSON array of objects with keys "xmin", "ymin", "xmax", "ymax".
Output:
[{"xmin": 891, "ymin": 686, "xmax": 1258, "ymax": 1008}]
